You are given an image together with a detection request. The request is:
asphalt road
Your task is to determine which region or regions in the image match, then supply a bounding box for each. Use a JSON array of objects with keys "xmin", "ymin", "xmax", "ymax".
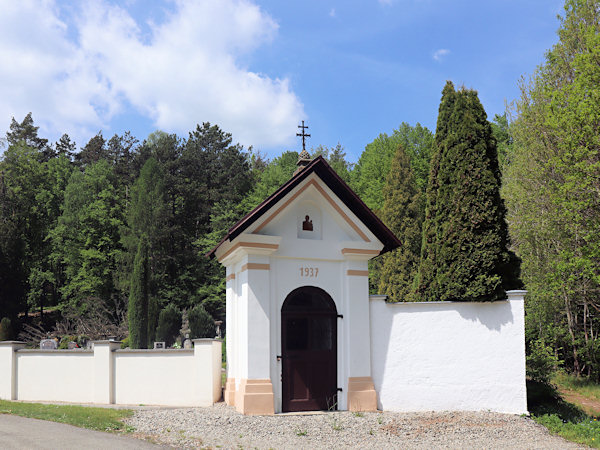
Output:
[{"xmin": 0, "ymin": 414, "xmax": 162, "ymax": 449}]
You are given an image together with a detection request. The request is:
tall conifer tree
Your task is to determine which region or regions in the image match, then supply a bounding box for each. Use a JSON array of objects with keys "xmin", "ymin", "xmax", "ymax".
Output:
[
  {"xmin": 418, "ymin": 82, "xmax": 521, "ymax": 301},
  {"xmin": 417, "ymin": 81, "xmax": 457, "ymax": 299},
  {"xmin": 378, "ymin": 144, "xmax": 423, "ymax": 301},
  {"xmin": 128, "ymin": 235, "xmax": 149, "ymax": 348}
]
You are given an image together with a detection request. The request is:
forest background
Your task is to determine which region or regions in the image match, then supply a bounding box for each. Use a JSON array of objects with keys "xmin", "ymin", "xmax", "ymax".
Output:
[{"xmin": 0, "ymin": 0, "xmax": 599, "ymax": 381}]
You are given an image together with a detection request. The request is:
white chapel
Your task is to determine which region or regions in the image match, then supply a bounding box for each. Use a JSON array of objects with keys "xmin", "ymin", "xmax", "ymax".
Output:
[{"xmin": 208, "ymin": 152, "xmax": 401, "ymax": 415}]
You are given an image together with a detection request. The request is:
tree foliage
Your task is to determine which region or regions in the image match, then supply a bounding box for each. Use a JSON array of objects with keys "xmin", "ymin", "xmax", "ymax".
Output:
[
  {"xmin": 417, "ymin": 81, "xmax": 522, "ymax": 302},
  {"xmin": 156, "ymin": 303, "xmax": 182, "ymax": 347},
  {"xmin": 377, "ymin": 144, "xmax": 423, "ymax": 301},
  {"xmin": 351, "ymin": 123, "xmax": 434, "ymax": 211},
  {"xmin": 128, "ymin": 235, "xmax": 149, "ymax": 349},
  {"xmin": 504, "ymin": 0, "xmax": 600, "ymax": 378},
  {"xmin": 188, "ymin": 304, "xmax": 215, "ymax": 339}
]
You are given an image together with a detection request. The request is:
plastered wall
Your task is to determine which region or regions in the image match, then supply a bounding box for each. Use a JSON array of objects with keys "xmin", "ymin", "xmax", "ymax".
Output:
[
  {"xmin": 0, "ymin": 339, "xmax": 222, "ymax": 407},
  {"xmin": 370, "ymin": 291, "xmax": 527, "ymax": 414}
]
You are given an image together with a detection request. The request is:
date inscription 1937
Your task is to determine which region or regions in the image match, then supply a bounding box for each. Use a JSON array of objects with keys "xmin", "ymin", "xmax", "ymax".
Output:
[{"xmin": 300, "ymin": 267, "xmax": 319, "ymax": 277}]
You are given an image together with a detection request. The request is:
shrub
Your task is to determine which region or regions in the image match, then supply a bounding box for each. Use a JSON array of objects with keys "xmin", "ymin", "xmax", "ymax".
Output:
[
  {"xmin": 527, "ymin": 339, "xmax": 561, "ymax": 383},
  {"xmin": 188, "ymin": 304, "xmax": 215, "ymax": 339},
  {"xmin": 120, "ymin": 336, "xmax": 130, "ymax": 349},
  {"xmin": 0, "ymin": 317, "xmax": 13, "ymax": 340},
  {"xmin": 155, "ymin": 304, "xmax": 182, "ymax": 347},
  {"xmin": 59, "ymin": 335, "xmax": 78, "ymax": 349}
]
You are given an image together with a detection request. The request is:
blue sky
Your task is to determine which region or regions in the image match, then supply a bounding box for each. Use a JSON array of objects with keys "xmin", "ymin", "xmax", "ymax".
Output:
[{"xmin": 0, "ymin": 0, "xmax": 563, "ymax": 162}]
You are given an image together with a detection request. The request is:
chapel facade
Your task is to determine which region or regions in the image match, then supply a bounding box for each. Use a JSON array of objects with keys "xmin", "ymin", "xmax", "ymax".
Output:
[{"xmin": 208, "ymin": 153, "xmax": 400, "ymax": 414}]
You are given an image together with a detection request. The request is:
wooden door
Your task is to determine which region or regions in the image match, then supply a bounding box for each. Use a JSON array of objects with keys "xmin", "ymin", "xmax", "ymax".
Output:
[{"xmin": 281, "ymin": 287, "xmax": 337, "ymax": 412}]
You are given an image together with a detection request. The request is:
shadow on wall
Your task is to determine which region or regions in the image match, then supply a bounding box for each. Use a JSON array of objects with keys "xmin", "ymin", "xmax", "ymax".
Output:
[
  {"xmin": 369, "ymin": 296, "xmax": 520, "ymax": 412},
  {"xmin": 455, "ymin": 300, "xmax": 514, "ymax": 331}
]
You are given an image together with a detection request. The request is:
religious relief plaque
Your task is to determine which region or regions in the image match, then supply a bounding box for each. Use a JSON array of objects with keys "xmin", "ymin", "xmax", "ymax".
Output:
[{"xmin": 302, "ymin": 215, "xmax": 313, "ymax": 231}]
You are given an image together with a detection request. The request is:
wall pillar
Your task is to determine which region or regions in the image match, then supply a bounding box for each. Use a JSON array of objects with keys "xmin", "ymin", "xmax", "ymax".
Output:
[
  {"xmin": 193, "ymin": 339, "xmax": 223, "ymax": 405},
  {"xmin": 235, "ymin": 255, "xmax": 274, "ymax": 415},
  {"xmin": 224, "ymin": 266, "xmax": 236, "ymax": 406},
  {"xmin": 0, "ymin": 341, "xmax": 26, "ymax": 400},
  {"xmin": 92, "ymin": 340, "xmax": 120, "ymax": 404},
  {"xmin": 344, "ymin": 260, "xmax": 377, "ymax": 412}
]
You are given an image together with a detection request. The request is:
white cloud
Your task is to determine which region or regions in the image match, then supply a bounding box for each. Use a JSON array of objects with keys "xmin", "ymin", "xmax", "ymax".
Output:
[
  {"xmin": 0, "ymin": 0, "xmax": 304, "ymax": 149},
  {"xmin": 432, "ymin": 48, "xmax": 450, "ymax": 62},
  {"xmin": 329, "ymin": 8, "xmax": 336, "ymax": 18}
]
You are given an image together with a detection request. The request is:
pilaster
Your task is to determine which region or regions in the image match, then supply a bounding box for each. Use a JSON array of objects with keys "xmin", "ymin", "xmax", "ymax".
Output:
[
  {"xmin": 0, "ymin": 341, "xmax": 26, "ymax": 400},
  {"xmin": 92, "ymin": 340, "xmax": 120, "ymax": 404}
]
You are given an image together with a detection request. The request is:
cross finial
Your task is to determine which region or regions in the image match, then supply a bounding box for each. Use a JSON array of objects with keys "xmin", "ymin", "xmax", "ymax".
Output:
[{"xmin": 296, "ymin": 120, "xmax": 310, "ymax": 151}]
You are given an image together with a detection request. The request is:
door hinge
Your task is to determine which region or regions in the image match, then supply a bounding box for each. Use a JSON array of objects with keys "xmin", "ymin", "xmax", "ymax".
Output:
[
  {"xmin": 276, "ymin": 355, "xmax": 282, "ymax": 361},
  {"xmin": 337, "ymin": 387, "xmax": 343, "ymax": 392},
  {"xmin": 337, "ymin": 314, "xmax": 343, "ymax": 319}
]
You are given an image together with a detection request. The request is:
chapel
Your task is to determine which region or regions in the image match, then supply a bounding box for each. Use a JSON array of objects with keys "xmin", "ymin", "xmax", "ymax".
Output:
[{"xmin": 208, "ymin": 152, "xmax": 400, "ymax": 414}]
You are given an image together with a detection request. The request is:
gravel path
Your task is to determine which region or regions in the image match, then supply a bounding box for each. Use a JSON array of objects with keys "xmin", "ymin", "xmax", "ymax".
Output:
[{"xmin": 125, "ymin": 402, "xmax": 584, "ymax": 449}]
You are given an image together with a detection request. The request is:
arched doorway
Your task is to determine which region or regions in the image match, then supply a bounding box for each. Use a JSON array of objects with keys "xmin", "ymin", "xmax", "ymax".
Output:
[{"xmin": 281, "ymin": 286, "xmax": 337, "ymax": 412}]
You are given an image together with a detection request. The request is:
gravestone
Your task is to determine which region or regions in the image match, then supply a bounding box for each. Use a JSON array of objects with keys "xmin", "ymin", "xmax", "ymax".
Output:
[
  {"xmin": 183, "ymin": 333, "xmax": 192, "ymax": 349},
  {"xmin": 67, "ymin": 341, "xmax": 78, "ymax": 349},
  {"xmin": 153, "ymin": 342, "xmax": 165, "ymax": 349},
  {"xmin": 40, "ymin": 339, "xmax": 57, "ymax": 350}
]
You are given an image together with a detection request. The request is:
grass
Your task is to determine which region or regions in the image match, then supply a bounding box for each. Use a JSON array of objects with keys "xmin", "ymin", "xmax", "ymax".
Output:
[
  {"xmin": 331, "ymin": 418, "xmax": 343, "ymax": 431},
  {"xmin": 553, "ymin": 371, "xmax": 600, "ymax": 401},
  {"xmin": 0, "ymin": 400, "xmax": 134, "ymax": 433},
  {"xmin": 527, "ymin": 379, "xmax": 600, "ymax": 448}
]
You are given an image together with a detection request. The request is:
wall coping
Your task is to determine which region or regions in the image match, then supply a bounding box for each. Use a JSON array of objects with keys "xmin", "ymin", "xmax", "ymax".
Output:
[
  {"xmin": 115, "ymin": 349, "xmax": 194, "ymax": 354},
  {"xmin": 17, "ymin": 349, "xmax": 93, "ymax": 354},
  {"xmin": 192, "ymin": 338, "xmax": 223, "ymax": 343},
  {"xmin": 369, "ymin": 290, "xmax": 527, "ymax": 305},
  {"xmin": 0, "ymin": 341, "xmax": 26, "ymax": 346}
]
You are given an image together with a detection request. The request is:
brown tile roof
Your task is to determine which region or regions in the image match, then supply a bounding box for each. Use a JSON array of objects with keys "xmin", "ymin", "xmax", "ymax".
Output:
[{"xmin": 206, "ymin": 155, "xmax": 400, "ymax": 258}]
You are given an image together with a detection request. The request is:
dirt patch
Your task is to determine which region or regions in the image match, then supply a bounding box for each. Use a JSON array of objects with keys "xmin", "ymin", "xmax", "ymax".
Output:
[{"xmin": 558, "ymin": 387, "xmax": 600, "ymax": 417}]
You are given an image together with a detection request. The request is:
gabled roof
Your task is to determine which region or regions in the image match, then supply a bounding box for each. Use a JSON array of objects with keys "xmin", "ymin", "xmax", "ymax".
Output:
[{"xmin": 206, "ymin": 156, "xmax": 401, "ymax": 258}]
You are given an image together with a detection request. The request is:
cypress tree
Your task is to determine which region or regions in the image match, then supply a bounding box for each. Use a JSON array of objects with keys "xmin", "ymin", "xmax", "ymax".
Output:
[
  {"xmin": 417, "ymin": 81, "xmax": 457, "ymax": 299},
  {"xmin": 378, "ymin": 144, "xmax": 423, "ymax": 301},
  {"xmin": 418, "ymin": 82, "xmax": 522, "ymax": 302},
  {"xmin": 128, "ymin": 235, "xmax": 149, "ymax": 348}
]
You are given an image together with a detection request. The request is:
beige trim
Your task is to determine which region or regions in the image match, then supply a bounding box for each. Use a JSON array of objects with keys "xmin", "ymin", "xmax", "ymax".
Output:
[
  {"xmin": 253, "ymin": 179, "xmax": 370, "ymax": 242},
  {"xmin": 218, "ymin": 242, "xmax": 279, "ymax": 262},
  {"xmin": 235, "ymin": 379, "xmax": 274, "ymax": 415},
  {"xmin": 226, "ymin": 273, "xmax": 236, "ymax": 282},
  {"xmin": 347, "ymin": 270, "xmax": 369, "ymax": 277},
  {"xmin": 241, "ymin": 263, "xmax": 270, "ymax": 272},
  {"xmin": 224, "ymin": 378, "xmax": 236, "ymax": 406},
  {"xmin": 347, "ymin": 376, "xmax": 378, "ymax": 412},
  {"xmin": 341, "ymin": 248, "xmax": 380, "ymax": 256}
]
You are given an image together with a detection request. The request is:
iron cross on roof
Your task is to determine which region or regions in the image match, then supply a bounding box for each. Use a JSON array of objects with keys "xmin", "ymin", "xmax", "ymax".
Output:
[{"xmin": 296, "ymin": 120, "xmax": 311, "ymax": 151}]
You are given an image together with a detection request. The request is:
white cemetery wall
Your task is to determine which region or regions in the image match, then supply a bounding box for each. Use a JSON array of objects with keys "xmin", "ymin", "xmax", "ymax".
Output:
[
  {"xmin": 114, "ymin": 350, "xmax": 197, "ymax": 406},
  {"xmin": 16, "ymin": 350, "xmax": 94, "ymax": 403},
  {"xmin": 370, "ymin": 291, "xmax": 527, "ymax": 414},
  {"xmin": 0, "ymin": 339, "xmax": 222, "ymax": 407},
  {"xmin": 114, "ymin": 339, "xmax": 221, "ymax": 407}
]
